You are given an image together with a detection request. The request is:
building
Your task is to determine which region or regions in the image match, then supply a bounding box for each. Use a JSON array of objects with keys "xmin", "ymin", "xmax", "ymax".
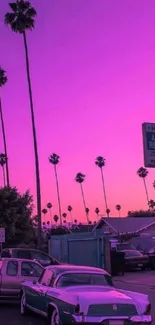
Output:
[{"xmin": 92, "ymin": 217, "xmax": 155, "ymax": 237}]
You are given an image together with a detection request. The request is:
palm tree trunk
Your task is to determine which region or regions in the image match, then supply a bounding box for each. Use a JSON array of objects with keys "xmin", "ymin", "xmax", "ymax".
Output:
[
  {"xmin": 2, "ymin": 165, "xmax": 6, "ymax": 186},
  {"xmin": 80, "ymin": 183, "xmax": 89, "ymax": 223},
  {"xmin": 54, "ymin": 165, "xmax": 62, "ymax": 226},
  {"xmin": 143, "ymin": 178, "xmax": 149, "ymax": 205},
  {"xmin": 100, "ymin": 167, "xmax": 108, "ymax": 215},
  {"xmin": 0, "ymin": 97, "xmax": 9, "ymax": 187},
  {"xmin": 23, "ymin": 31, "xmax": 42, "ymax": 249}
]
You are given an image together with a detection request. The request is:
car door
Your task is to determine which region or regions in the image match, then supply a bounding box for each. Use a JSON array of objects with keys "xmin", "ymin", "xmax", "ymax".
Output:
[
  {"xmin": 0, "ymin": 260, "xmax": 19, "ymax": 296},
  {"xmin": 30, "ymin": 268, "xmax": 54, "ymax": 313},
  {"xmin": 20, "ymin": 260, "xmax": 43, "ymax": 306}
]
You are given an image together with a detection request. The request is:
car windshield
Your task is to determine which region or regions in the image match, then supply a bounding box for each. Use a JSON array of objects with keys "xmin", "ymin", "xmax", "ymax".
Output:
[
  {"xmin": 56, "ymin": 272, "xmax": 113, "ymax": 287},
  {"xmin": 125, "ymin": 250, "xmax": 142, "ymax": 257}
]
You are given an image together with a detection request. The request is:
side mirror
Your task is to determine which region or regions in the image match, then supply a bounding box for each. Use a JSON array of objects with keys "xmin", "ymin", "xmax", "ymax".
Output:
[{"xmin": 33, "ymin": 280, "xmax": 36, "ymax": 284}]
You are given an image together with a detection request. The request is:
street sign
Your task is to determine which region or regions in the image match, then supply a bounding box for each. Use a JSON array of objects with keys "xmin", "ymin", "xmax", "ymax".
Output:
[
  {"xmin": 142, "ymin": 122, "xmax": 155, "ymax": 168},
  {"xmin": 0, "ymin": 228, "xmax": 5, "ymax": 243}
]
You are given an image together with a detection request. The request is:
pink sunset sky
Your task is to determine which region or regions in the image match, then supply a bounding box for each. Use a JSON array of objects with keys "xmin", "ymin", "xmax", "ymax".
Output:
[{"xmin": 1, "ymin": 0, "xmax": 155, "ymax": 222}]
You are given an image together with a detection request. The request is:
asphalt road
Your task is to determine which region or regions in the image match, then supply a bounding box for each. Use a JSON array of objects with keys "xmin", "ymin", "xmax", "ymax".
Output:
[{"xmin": 1, "ymin": 271, "xmax": 155, "ymax": 325}]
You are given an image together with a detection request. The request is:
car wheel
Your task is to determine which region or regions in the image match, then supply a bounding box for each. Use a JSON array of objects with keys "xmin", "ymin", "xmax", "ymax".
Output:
[
  {"xmin": 50, "ymin": 308, "xmax": 60, "ymax": 325},
  {"xmin": 20, "ymin": 291, "xmax": 28, "ymax": 316}
]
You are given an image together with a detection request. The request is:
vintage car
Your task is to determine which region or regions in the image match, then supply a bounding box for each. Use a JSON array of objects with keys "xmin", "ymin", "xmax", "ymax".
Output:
[
  {"xmin": 123, "ymin": 250, "xmax": 149, "ymax": 270},
  {"xmin": 0, "ymin": 257, "xmax": 43, "ymax": 299},
  {"xmin": 20, "ymin": 264, "xmax": 152, "ymax": 324}
]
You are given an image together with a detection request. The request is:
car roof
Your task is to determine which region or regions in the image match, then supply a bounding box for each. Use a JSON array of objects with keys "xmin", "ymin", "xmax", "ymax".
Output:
[
  {"xmin": 0, "ymin": 257, "xmax": 44, "ymax": 266},
  {"xmin": 45, "ymin": 264, "xmax": 109, "ymax": 275}
]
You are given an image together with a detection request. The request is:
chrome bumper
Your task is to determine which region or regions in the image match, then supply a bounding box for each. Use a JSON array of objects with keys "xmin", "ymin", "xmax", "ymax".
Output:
[{"xmin": 72, "ymin": 314, "xmax": 152, "ymax": 324}]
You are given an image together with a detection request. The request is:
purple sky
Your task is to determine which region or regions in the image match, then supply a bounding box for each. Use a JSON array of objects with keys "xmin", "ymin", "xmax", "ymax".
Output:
[{"xmin": 1, "ymin": 0, "xmax": 155, "ymax": 222}]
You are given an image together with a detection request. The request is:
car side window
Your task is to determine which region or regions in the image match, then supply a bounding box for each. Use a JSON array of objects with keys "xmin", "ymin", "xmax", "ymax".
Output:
[
  {"xmin": 21, "ymin": 262, "xmax": 43, "ymax": 277},
  {"xmin": 6, "ymin": 261, "xmax": 18, "ymax": 276},
  {"xmin": 39, "ymin": 269, "xmax": 54, "ymax": 286}
]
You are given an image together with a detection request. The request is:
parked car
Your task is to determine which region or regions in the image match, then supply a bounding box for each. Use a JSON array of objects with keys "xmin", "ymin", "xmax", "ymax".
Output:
[
  {"xmin": 123, "ymin": 250, "xmax": 149, "ymax": 270},
  {"xmin": 0, "ymin": 258, "xmax": 43, "ymax": 299},
  {"xmin": 1, "ymin": 248, "xmax": 60, "ymax": 267},
  {"xmin": 20, "ymin": 264, "xmax": 152, "ymax": 324}
]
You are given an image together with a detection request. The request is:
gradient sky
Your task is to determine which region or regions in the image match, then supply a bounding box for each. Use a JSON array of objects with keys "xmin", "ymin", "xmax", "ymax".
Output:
[{"xmin": 1, "ymin": 0, "xmax": 155, "ymax": 222}]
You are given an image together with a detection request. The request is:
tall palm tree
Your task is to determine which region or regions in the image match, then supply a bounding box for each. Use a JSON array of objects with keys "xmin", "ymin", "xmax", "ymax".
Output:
[
  {"xmin": 153, "ymin": 180, "xmax": 155, "ymax": 190},
  {"xmin": 53, "ymin": 214, "xmax": 59, "ymax": 224},
  {"xmin": 116, "ymin": 204, "xmax": 121, "ymax": 217},
  {"xmin": 42, "ymin": 208, "xmax": 47, "ymax": 223},
  {"xmin": 47, "ymin": 202, "xmax": 52, "ymax": 223},
  {"xmin": 62, "ymin": 212, "xmax": 67, "ymax": 224},
  {"xmin": 137, "ymin": 167, "xmax": 149, "ymax": 204},
  {"xmin": 95, "ymin": 156, "xmax": 109, "ymax": 216},
  {"xmin": 67, "ymin": 205, "xmax": 73, "ymax": 223},
  {"xmin": 95, "ymin": 207, "xmax": 100, "ymax": 219},
  {"xmin": 4, "ymin": 1, "xmax": 42, "ymax": 247},
  {"xmin": 49, "ymin": 153, "xmax": 62, "ymax": 226},
  {"xmin": 0, "ymin": 153, "xmax": 7, "ymax": 186},
  {"xmin": 0, "ymin": 67, "xmax": 9, "ymax": 186},
  {"xmin": 106, "ymin": 208, "xmax": 110, "ymax": 217},
  {"xmin": 148, "ymin": 199, "xmax": 155, "ymax": 210},
  {"xmin": 85, "ymin": 207, "xmax": 90, "ymax": 223},
  {"xmin": 75, "ymin": 172, "xmax": 89, "ymax": 222}
]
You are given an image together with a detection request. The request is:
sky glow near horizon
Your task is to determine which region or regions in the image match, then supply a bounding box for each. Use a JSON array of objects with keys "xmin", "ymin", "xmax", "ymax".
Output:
[{"xmin": 1, "ymin": 0, "xmax": 155, "ymax": 222}]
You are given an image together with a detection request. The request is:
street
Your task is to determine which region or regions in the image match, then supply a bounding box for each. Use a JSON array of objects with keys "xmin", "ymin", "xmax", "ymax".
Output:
[{"xmin": 1, "ymin": 271, "xmax": 155, "ymax": 325}]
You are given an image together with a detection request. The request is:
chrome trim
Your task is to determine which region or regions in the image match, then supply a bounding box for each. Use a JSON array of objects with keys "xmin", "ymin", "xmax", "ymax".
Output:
[{"xmin": 72, "ymin": 314, "xmax": 152, "ymax": 323}]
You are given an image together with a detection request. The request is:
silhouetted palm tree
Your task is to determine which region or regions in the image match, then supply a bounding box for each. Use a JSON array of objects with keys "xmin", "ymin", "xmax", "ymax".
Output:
[
  {"xmin": 153, "ymin": 180, "xmax": 155, "ymax": 190},
  {"xmin": 47, "ymin": 202, "xmax": 52, "ymax": 223},
  {"xmin": 95, "ymin": 207, "xmax": 100, "ymax": 219},
  {"xmin": 106, "ymin": 208, "xmax": 110, "ymax": 217},
  {"xmin": 53, "ymin": 214, "xmax": 59, "ymax": 224},
  {"xmin": 62, "ymin": 213, "xmax": 67, "ymax": 223},
  {"xmin": 137, "ymin": 167, "xmax": 149, "ymax": 204},
  {"xmin": 42, "ymin": 208, "xmax": 47, "ymax": 223},
  {"xmin": 74, "ymin": 219, "xmax": 77, "ymax": 224},
  {"xmin": 0, "ymin": 67, "xmax": 9, "ymax": 186},
  {"xmin": 85, "ymin": 207, "xmax": 90, "ymax": 223},
  {"xmin": 75, "ymin": 172, "xmax": 88, "ymax": 222},
  {"xmin": 95, "ymin": 156, "xmax": 109, "ymax": 216},
  {"xmin": 5, "ymin": 1, "xmax": 42, "ymax": 246},
  {"xmin": 0, "ymin": 153, "xmax": 7, "ymax": 186},
  {"xmin": 116, "ymin": 204, "xmax": 121, "ymax": 217},
  {"xmin": 148, "ymin": 199, "xmax": 155, "ymax": 210},
  {"xmin": 49, "ymin": 153, "xmax": 62, "ymax": 226},
  {"xmin": 67, "ymin": 205, "xmax": 73, "ymax": 223}
]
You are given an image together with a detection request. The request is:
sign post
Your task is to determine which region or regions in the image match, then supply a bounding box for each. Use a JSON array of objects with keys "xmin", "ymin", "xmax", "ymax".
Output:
[
  {"xmin": 142, "ymin": 123, "xmax": 155, "ymax": 168},
  {"xmin": 0, "ymin": 228, "xmax": 5, "ymax": 252}
]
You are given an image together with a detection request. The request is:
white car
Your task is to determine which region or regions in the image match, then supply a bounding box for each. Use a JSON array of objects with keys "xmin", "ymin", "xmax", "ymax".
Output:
[{"xmin": 20, "ymin": 264, "xmax": 152, "ymax": 324}]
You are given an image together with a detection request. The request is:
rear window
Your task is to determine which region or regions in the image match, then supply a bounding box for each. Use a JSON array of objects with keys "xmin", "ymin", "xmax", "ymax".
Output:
[{"xmin": 56, "ymin": 273, "xmax": 113, "ymax": 288}]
